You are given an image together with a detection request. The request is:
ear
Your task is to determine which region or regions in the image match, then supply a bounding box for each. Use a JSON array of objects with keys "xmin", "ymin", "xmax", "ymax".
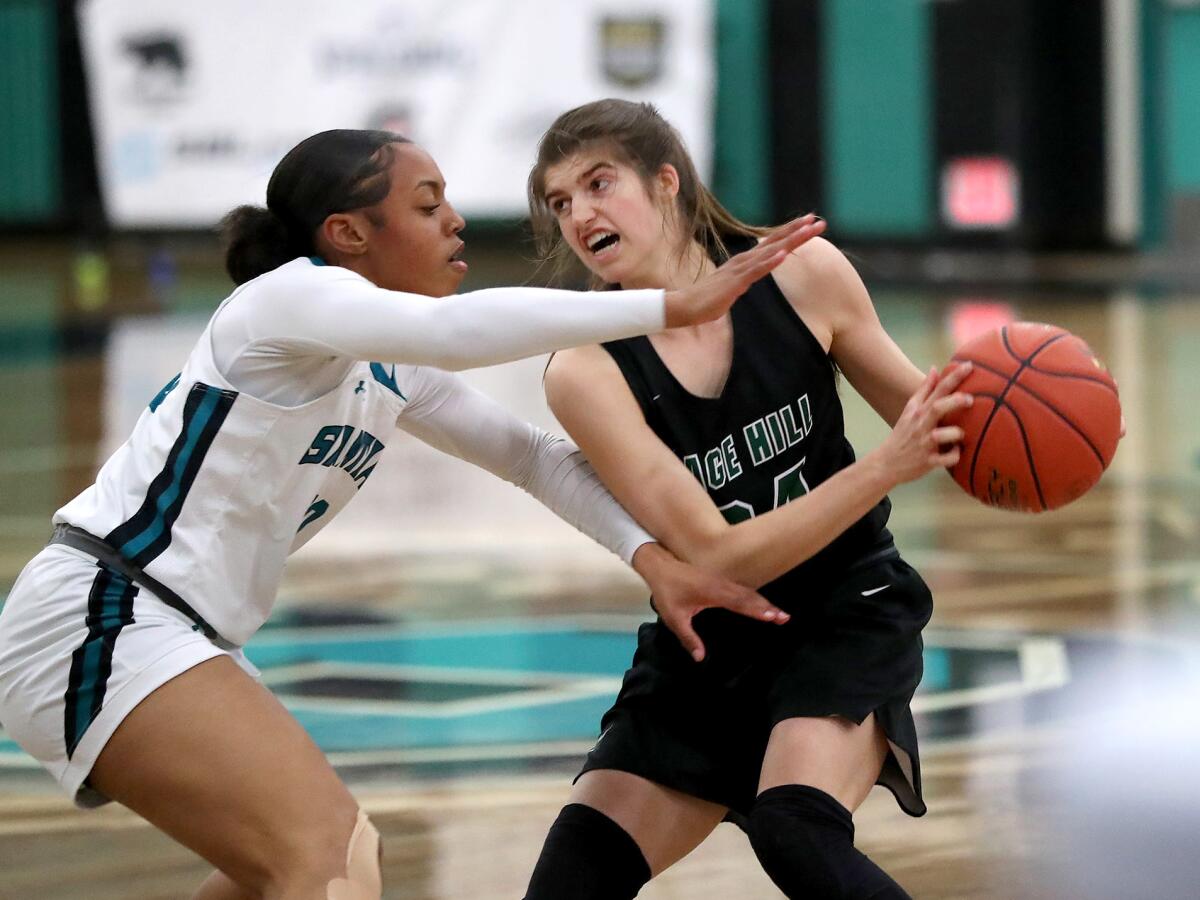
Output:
[
  {"xmin": 655, "ymin": 163, "xmax": 681, "ymax": 202},
  {"xmin": 319, "ymin": 212, "xmax": 370, "ymax": 258}
]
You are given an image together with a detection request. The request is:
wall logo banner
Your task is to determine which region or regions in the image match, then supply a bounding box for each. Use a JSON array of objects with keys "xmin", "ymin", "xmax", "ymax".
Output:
[{"xmin": 81, "ymin": 0, "xmax": 714, "ymax": 227}]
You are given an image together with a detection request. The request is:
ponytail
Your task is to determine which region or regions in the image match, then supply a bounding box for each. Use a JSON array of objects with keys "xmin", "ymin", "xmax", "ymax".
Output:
[{"xmin": 219, "ymin": 205, "xmax": 304, "ymax": 285}]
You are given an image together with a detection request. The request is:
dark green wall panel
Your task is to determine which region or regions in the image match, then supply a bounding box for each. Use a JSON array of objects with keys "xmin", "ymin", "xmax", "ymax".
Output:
[
  {"xmin": 823, "ymin": 0, "xmax": 932, "ymax": 236},
  {"xmin": 1166, "ymin": 7, "xmax": 1200, "ymax": 192},
  {"xmin": 712, "ymin": 0, "xmax": 770, "ymax": 223},
  {"xmin": 0, "ymin": 0, "xmax": 59, "ymax": 221}
]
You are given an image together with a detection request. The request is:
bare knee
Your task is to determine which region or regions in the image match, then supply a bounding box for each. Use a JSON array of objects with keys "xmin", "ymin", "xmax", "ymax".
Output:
[
  {"xmin": 571, "ymin": 769, "xmax": 724, "ymax": 875},
  {"xmin": 236, "ymin": 801, "xmax": 381, "ymax": 899}
]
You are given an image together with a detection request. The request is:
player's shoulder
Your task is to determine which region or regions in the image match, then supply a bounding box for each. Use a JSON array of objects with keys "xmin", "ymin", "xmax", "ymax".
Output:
[
  {"xmin": 227, "ymin": 256, "xmax": 312, "ymax": 301},
  {"xmin": 546, "ymin": 343, "xmax": 618, "ymax": 378},
  {"xmin": 771, "ymin": 235, "xmax": 853, "ymax": 286},
  {"xmin": 261, "ymin": 255, "xmax": 373, "ymax": 290},
  {"xmin": 544, "ymin": 344, "xmax": 622, "ymax": 401},
  {"xmin": 770, "ymin": 233, "xmax": 868, "ymax": 313},
  {"xmin": 262, "ymin": 256, "xmax": 361, "ymax": 290},
  {"xmin": 232, "ymin": 258, "xmax": 373, "ymax": 320}
]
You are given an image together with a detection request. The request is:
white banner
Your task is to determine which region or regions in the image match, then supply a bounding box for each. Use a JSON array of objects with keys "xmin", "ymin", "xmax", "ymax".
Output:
[{"xmin": 80, "ymin": 0, "xmax": 714, "ymax": 227}]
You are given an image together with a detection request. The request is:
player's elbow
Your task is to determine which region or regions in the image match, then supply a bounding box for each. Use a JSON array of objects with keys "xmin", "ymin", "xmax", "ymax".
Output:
[
  {"xmin": 513, "ymin": 430, "xmax": 570, "ymax": 491},
  {"xmin": 672, "ymin": 523, "xmax": 738, "ymax": 574},
  {"xmin": 427, "ymin": 341, "xmax": 489, "ymax": 372}
]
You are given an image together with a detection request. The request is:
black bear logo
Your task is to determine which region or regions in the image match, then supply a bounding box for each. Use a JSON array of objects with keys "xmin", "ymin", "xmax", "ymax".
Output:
[{"xmin": 122, "ymin": 33, "xmax": 188, "ymax": 101}]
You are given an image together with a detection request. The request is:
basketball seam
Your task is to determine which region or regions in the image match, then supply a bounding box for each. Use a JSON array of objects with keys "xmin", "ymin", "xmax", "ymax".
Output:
[
  {"xmin": 958, "ymin": 354, "xmax": 1116, "ymax": 397},
  {"xmin": 1002, "ymin": 403, "xmax": 1048, "ymax": 510},
  {"xmin": 965, "ymin": 326, "xmax": 1064, "ymax": 505},
  {"xmin": 967, "ymin": 328, "xmax": 1023, "ymax": 496},
  {"xmin": 967, "ymin": 395, "xmax": 1001, "ymax": 498},
  {"xmin": 1008, "ymin": 382, "xmax": 1107, "ymax": 466},
  {"xmin": 997, "ymin": 325, "xmax": 1115, "ymax": 389},
  {"xmin": 951, "ymin": 356, "xmax": 1013, "ymax": 380},
  {"xmin": 1024, "ymin": 363, "xmax": 1117, "ymax": 390},
  {"xmin": 954, "ymin": 354, "xmax": 1110, "ymax": 468},
  {"xmin": 1002, "ymin": 328, "xmax": 1068, "ymax": 365}
]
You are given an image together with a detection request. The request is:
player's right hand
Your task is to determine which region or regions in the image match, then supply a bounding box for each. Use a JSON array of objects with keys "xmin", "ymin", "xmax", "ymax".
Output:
[
  {"xmin": 662, "ymin": 215, "xmax": 827, "ymax": 328},
  {"xmin": 876, "ymin": 362, "xmax": 974, "ymax": 485}
]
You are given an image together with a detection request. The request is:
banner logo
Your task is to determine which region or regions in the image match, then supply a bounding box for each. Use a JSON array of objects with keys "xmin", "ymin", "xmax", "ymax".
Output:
[
  {"xmin": 600, "ymin": 17, "xmax": 665, "ymax": 88},
  {"xmin": 367, "ymin": 104, "xmax": 418, "ymax": 142},
  {"xmin": 122, "ymin": 31, "xmax": 189, "ymax": 105}
]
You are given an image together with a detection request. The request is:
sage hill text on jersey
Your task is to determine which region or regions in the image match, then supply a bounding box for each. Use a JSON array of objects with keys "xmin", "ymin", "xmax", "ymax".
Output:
[{"xmin": 685, "ymin": 393, "xmax": 813, "ymax": 524}]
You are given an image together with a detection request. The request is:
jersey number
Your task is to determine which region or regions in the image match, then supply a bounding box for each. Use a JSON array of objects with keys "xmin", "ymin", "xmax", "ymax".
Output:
[
  {"xmin": 298, "ymin": 495, "xmax": 330, "ymax": 533},
  {"xmin": 717, "ymin": 458, "xmax": 809, "ymax": 525}
]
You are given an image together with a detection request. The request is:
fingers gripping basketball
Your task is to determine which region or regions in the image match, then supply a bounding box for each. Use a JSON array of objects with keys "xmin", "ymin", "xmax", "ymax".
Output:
[{"xmin": 943, "ymin": 322, "xmax": 1122, "ymax": 512}]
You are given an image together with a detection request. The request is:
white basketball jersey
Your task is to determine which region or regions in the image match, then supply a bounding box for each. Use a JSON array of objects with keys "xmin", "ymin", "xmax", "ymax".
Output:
[
  {"xmin": 52, "ymin": 257, "xmax": 667, "ymax": 645},
  {"xmin": 54, "ymin": 303, "xmax": 407, "ymax": 645}
]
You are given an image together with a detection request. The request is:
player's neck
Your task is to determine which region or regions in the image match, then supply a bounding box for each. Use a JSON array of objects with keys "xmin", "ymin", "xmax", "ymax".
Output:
[
  {"xmin": 324, "ymin": 252, "xmax": 375, "ymax": 285},
  {"xmin": 620, "ymin": 241, "xmax": 714, "ymax": 292}
]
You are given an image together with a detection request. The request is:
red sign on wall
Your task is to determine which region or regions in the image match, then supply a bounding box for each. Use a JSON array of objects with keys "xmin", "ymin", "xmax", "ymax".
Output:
[{"xmin": 942, "ymin": 156, "xmax": 1020, "ymax": 230}]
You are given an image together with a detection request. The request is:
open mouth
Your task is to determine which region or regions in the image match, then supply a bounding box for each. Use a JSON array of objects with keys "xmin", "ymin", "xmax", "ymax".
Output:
[
  {"xmin": 448, "ymin": 243, "xmax": 467, "ymax": 273},
  {"xmin": 586, "ymin": 231, "xmax": 620, "ymax": 257}
]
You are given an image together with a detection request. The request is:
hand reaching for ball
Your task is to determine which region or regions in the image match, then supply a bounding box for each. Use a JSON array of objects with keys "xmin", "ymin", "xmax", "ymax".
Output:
[{"xmin": 872, "ymin": 363, "xmax": 975, "ymax": 487}]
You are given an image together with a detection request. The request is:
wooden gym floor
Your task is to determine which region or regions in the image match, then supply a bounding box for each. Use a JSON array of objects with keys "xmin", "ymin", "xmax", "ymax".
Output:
[{"xmin": 1, "ymin": 254, "xmax": 1198, "ymax": 898}]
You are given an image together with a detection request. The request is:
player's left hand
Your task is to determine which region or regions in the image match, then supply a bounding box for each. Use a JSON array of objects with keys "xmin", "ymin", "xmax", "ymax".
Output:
[
  {"xmin": 631, "ymin": 542, "xmax": 789, "ymax": 662},
  {"xmin": 662, "ymin": 214, "xmax": 827, "ymax": 328}
]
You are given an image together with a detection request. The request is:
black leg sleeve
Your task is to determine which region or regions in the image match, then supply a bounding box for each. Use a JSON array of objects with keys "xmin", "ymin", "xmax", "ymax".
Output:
[
  {"xmin": 524, "ymin": 803, "xmax": 652, "ymax": 900},
  {"xmin": 747, "ymin": 784, "xmax": 912, "ymax": 900}
]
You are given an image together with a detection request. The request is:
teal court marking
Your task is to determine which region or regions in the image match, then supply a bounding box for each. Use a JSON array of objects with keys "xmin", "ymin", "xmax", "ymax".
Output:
[{"xmin": 0, "ymin": 616, "xmax": 1068, "ymax": 771}]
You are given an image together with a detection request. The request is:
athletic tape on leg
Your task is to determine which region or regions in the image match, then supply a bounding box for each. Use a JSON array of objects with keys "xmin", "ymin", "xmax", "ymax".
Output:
[{"xmin": 327, "ymin": 810, "xmax": 382, "ymax": 900}]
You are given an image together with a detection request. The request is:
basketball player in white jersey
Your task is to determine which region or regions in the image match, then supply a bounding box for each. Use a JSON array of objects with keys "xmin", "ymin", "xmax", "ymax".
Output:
[{"xmin": 0, "ymin": 130, "xmax": 827, "ymax": 899}]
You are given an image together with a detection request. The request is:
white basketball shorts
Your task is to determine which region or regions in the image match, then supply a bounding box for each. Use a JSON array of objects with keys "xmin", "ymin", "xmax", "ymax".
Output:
[{"xmin": 0, "ymin": 544, "xmax": 257, "ymax": 807}]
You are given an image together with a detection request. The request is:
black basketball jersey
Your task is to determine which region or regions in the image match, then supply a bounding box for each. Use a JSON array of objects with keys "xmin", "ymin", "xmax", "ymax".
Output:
[{"xmin": 602, "ymin": 270, "xmax": 892, "ymax": 609}]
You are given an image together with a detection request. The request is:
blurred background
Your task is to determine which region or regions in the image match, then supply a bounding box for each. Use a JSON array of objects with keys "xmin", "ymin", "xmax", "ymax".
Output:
[{"xmin": 1, "ymin": 1, "xmax": 1199, "ymax": 897}]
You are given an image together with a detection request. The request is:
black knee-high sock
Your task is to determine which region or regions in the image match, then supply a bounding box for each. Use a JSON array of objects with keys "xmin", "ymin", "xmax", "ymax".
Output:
[
  {"xmin": 524, "ymin": 803, "xmax": 652, "ymax": 900},
  {"xmin": 747, "ymin": 785, "xmax": 912, "ymax": 899}
]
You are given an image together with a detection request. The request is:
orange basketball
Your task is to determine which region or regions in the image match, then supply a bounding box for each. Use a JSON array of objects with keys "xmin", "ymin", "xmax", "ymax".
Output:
[{"xmin": 943, "ymin": 322, "xmax": 1121, "ymax": 512}]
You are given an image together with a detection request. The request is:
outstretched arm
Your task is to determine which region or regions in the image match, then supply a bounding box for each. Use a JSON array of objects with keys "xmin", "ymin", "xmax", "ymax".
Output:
[
  {"xmin": 544, "ymin": 345, "xmax": 971, "ymax": 589},
  {"xmin": 217, "ymin": 217, "xmax": 826, "ymax": 372}
]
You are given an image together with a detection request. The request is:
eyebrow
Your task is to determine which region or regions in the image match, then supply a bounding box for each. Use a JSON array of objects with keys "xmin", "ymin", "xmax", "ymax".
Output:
[
  {"xmin": 544, "ymin": 162, "xmax": 614, "ymax": 202},
  {"xmin": 414, "ymin": 179, "xmax": 444, "ymax": 194}
]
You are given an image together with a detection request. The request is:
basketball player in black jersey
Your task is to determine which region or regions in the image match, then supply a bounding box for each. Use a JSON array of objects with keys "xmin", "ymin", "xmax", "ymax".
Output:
[{"xmin": 519, "ymin": 100, "xmax": 974, "ymax": 899}]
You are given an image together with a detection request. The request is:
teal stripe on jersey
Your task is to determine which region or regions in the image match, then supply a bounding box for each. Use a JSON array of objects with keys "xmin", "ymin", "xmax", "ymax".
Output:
[
  {"xmin": 117, "ymin": 387, "xmax": 221, "ymax": 560},
  {"xmin": 105, "ymin": 382, "xmax": 237, "ymax": 570}
]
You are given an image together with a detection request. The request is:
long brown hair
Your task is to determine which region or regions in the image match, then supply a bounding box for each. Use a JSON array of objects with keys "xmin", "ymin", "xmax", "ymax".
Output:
[{"xmin": 527, "ymin": 99, "xmax": 770, "ymax": 287}]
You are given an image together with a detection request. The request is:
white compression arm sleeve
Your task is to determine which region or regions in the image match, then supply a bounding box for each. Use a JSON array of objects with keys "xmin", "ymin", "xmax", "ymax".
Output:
[
  {"xmin": 396, "ymin": 365, "xmax": 653, "ymax": 564},
  {"xmin": 218, "ymin": 261, "xmax": 665, "ymax": 372}
]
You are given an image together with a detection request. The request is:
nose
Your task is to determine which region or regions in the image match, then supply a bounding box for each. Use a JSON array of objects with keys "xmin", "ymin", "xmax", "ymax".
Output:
[
  {"xmin": 570, "ymin": 195, "xmax": 596, "ymax": 231},
  {"xmin": 445, "ymin": 203, "xmax": 465, "ymax": 235}
]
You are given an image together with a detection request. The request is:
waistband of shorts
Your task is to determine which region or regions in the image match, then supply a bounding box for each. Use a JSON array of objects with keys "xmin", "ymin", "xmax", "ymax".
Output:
[
  {"xmin": 48, "ymin": 524, "xmax": 221, "ymax": 641},
  {"xmin": 842, "ymin": 539, "xmax": 901, "ymax": 575}
]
